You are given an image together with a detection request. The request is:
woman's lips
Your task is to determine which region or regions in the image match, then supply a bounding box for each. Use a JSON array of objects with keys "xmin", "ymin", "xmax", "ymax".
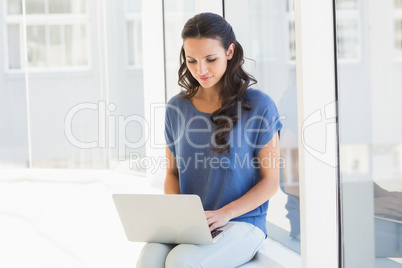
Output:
[{"xmin": 199, "ymin": 76, "xmax": 212, "ymax": 81}]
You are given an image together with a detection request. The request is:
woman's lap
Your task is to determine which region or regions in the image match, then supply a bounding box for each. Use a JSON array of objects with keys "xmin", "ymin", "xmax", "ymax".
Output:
[
  {"xmin": 136, "ymin": 243, "xmax": 176, "ymax": 268},
  {"xmin": 136, "ymin": 221, "xmax": 265, "ymax": 268}
]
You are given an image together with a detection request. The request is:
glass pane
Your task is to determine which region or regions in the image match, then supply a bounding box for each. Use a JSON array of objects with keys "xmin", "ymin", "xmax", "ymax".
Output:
[
  {"xmin": 65, "ymin": 24, "xmax": 88, "ymax": 66},
  {"xmin": 337, "ymin": 0, "xmax": 358, "ymax": 9},
  {"xmin": 49, "ymin": 25, "xmax": 64, "ymax": 66},
  {"xmin": 7, "ymin": 24, "xmax": 21, "ymax": 69},
  {"xmin": 248, "ymin": 6, "xmax": 278, "ymax": 60},
  {"xmin": 26, "ymin": 25, "xmax": 47, "ymax": 67},
  {"xmin": 289, "ymin": 20, "xmax": 296, "ymax": 60},
  {"xmin": 49, "ymin": 0, "xmax": 71, "ymax": 13},
  {"xmin": 337, "ymin": 0, "xmax": 402, "ymax": 266},
  {"xmin": 396, "ymin": 19, "xmax": 402, "ymax": 59},
  {"xmin": 71, "ymin": 0, "xmax": 86, "ymax": 13},
  {"xmin": 7, "ymin": 0, "xmax": 22, "ymax": 14},
  {"xmin": 337, "ymin": 20, "xmax": 360, "ymax": 59},
  {"xmin": 136, "ymin": 21, "xmax": 143, "ymax": 66},
  {"xmin": 0, "ymin": 94, "xmax": 29, "ymax": 168},
  {"xmin": 287, "ymin": 0, "xmax": 294, "ymax": 12},
  {"xmin": 26, "ymin": 0, "xmax": 46, "ymax": 14},
  {"xmin": 28, "ymin": 7, "xmax": 110, "ymax": 169},
  {"xmin": 164, "ymin": 0, "xmax": 197, "ymax": 100},
  {"xmin": 126, "ymin": 0, "xmax": 141, "ymax": 13},
  {"xmin": 1, "ymin": 12, "xmax": 29, "ymax": 168},
  {"xmin": 126, "ymin": 20, "xmax": 142, "ymax": 67},
  {"xmin": 107, "ymin": 0, "xmax": 145, "ymax": 172},
  {"xmin": 226, "ymin": 0, "xmax": 301, "ymax": 257},
  {"xmin": 183, "ymin": 1, "xmax": 196, "ymax": 12},
  {"xmin": 49, "ymin": 0, "xmax": 86, "ymax": 14},
  {"xmin": 127, "ymin": 21, "xmax": 135, "ymax": 65}
]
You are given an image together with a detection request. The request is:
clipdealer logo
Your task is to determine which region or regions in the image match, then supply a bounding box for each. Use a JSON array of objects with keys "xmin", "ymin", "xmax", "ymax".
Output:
[
  {"xmin": 64, "ymin": 100, "xmax": 338, "ymax": 168},
  {"xmin": 128, "ymin": 151, "xmax": 285, "ymax": 174},
  {"xmin": 64, "ymin": 101, "xmax": 164, "ymax": 160},
  {"xmin": 64, "ymin": 101, "xmax": 280, "ymax": 160}
]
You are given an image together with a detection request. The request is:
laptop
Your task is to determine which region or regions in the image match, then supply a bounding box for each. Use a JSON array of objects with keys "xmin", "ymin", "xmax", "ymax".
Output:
[{"xmin": 112, "ymin": 194, "xmax": 235, "ymax": 244}]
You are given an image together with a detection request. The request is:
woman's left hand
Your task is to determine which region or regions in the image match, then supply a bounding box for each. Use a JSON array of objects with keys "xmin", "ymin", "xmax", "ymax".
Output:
[{"xmin": 205, "ymin": 208, "xmax": 233, "ymax": 231}]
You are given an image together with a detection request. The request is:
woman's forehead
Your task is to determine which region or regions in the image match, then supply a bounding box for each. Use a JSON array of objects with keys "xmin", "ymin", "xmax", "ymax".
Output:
[{"xmin": 183, "ymin": 38, "xmax": 225, "ymax": 57}]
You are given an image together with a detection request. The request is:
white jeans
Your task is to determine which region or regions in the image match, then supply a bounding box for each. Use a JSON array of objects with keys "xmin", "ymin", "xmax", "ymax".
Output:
[{"xmin": 136, "ymin": 221, "xmax": 265, "ymax": 268}]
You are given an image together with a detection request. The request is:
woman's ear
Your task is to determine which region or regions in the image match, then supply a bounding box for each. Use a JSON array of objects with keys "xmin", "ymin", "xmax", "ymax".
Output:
[{"xmin": 227, "ymin": 43, "xmax": 235, "ymax": 60}]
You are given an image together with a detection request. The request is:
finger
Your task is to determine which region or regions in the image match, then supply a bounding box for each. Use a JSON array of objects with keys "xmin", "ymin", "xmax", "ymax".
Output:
[
  {"xmin": 205, "ymin": 212, "xmax": 214, "ymax": 219},
  {"xmin": 207, "ymin": 216, "xmax": 217, "ymax": 227},
  {"xmin": 207, "ymin": 218, "xmax": 212, "ymax": 226},
  {"xmin": 210, "ymin": 221, "xmax": 226, "ymax": 232},
  {"xmin": 209, "ymin": 222, "xmax": 218, "ymax": 232},
  {"xmin": 205, "ymin": 211, "xmax": 214, "ymax": 218}
]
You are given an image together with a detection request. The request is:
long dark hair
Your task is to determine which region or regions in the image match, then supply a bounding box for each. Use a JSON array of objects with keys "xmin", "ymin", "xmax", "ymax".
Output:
[{"xmin": 178, "ymin": 12, "xmax": 256, "ymax": 154}]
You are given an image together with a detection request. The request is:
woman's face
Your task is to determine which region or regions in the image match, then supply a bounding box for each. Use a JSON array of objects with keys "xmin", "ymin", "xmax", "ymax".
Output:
[{"xmin": 183, "ymin": 38, "xmax": 234, "ymax": 92}]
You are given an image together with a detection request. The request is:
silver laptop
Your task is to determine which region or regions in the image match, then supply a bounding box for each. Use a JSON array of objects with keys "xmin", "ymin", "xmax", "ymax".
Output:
[{"xmin": 112, "ymin": 194, "xmax": 235, "ymax": 244}]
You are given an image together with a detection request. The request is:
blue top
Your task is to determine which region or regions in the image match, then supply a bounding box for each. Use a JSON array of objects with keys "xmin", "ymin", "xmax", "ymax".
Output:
[{"xmin": 164, "ymin": 88, "xmax": 283, "ymax": 235}]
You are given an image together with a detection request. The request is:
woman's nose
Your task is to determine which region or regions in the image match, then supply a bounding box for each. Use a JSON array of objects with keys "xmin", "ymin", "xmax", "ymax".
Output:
[{"xmin": 197, "ymin": 62, "xmax": 208, "ymax": 76}]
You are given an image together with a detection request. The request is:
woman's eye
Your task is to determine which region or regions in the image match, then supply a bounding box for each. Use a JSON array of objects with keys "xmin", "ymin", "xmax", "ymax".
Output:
[{"xmin": 187, "ymin": 58, "xmax": 215, "ymax": 64}]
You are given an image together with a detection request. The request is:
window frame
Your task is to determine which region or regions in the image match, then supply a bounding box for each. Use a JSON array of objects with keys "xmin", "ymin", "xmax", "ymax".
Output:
[
  {"xmin": 3, "ymin": 0, "xmax": 92, "ymax": 74},
  {"xmin": 335, "ymin": 0, "xmax": 362, "ymax": 64},
  {"xmin": 295, "ymin": 0, "xmax": 341, "ymax": 267},
  {"xmin": 124, "ymin": 0, "xmax": 142, "ymax": 70}
]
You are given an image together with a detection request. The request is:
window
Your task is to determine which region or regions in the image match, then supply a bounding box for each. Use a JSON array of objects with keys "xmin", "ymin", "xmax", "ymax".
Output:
[
  {"xmin": 337, "ymin": 0, "xmax": 358, "ymax": 9},
  {"xmin": 163, "ymin": 0, "xmax": 196, "ymax": 100},
  {"xmin": 125, "ymin": 0, "xmax": 142, "ymax": 68},
  {"xmin": 4, "ymin": 0, "xmax": 90, "ymax": 72},
  {"xmin": 395, "ymin": 0, "xmax": 402, "ymax": 59},
  {"xmin": 337, "ymin": 0, "xmax": 402, "ymax": 266},
  {"xmin": 287, "ymin": 0, "xmax": 296, "ymax": 61},
  {"xmin": 336, "ymin": 0, "xmax": 361, "ymax": 61},
  {"xmin": 246, "ymin": 0, "xmax": 279, "ymax": 62},
  {"xmin": 1, "ymin": 0, "xmax": 146, "ymax": 170}
]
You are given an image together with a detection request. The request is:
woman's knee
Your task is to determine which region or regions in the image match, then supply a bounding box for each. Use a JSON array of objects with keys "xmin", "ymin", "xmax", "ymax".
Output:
[
  {"xmin": 137, "ymin": 243, "xmax": 175, "ymax": 268},
  {"xmin": 165, "ymin": 244, "xmax": 199, "ymax": 268}
]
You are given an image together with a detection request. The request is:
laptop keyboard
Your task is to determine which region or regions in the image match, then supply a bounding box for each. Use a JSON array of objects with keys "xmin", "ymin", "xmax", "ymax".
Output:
[{"xmin": 211, "ymin": 229, "xmax": 223, "ymax": 239}]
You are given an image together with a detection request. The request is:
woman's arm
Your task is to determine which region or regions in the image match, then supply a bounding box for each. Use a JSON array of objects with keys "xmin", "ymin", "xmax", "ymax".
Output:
[
  {"xmin": 164, "ymin": 146, "xmax": 180, "ymax": 194},
  {"xmin": 206, "ymin": 131, "xmax": 281, "ymax": 231}
]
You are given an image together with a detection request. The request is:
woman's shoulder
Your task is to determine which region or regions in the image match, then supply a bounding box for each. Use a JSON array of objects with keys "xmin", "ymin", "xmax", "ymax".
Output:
[
  {"xmin": 244, "ymin": 88, "xmax": 276, "ymax": 109},
  {"xmin": 166, "ymin": 91, "xmax": 188, "ymax": 106}
]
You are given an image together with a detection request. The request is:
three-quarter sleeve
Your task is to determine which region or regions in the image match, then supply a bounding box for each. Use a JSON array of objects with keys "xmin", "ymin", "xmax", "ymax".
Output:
[{"xmin": 253, "ymin": 99, "xmax": 283, "ymax": 155}]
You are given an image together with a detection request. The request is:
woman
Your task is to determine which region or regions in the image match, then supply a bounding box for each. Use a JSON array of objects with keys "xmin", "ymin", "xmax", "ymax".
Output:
[{"xmin": 137, "ymin": 12, "xmax": 282, "ymax": 268}]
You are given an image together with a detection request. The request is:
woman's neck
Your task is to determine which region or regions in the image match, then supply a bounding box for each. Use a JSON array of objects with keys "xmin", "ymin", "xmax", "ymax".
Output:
[{"xmin": 197, "ymin": 86, "xmax": 220, "ymax": 103}]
